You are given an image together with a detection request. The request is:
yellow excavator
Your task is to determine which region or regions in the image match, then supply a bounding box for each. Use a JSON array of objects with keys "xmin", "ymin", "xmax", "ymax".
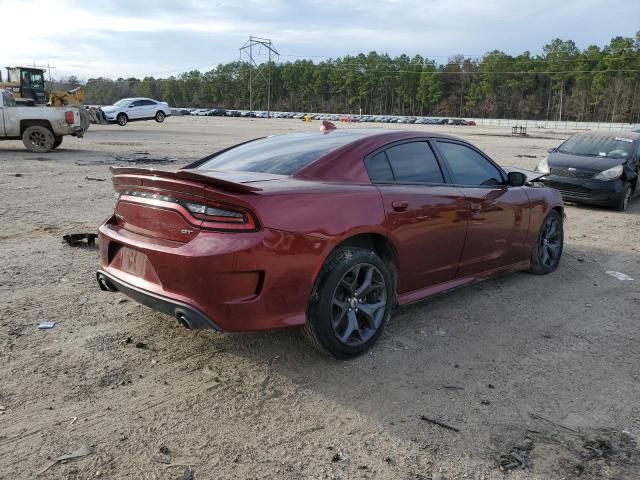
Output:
[{"xmin": 0, "ymin": 65, "xmax": 91, "ymax": 131}]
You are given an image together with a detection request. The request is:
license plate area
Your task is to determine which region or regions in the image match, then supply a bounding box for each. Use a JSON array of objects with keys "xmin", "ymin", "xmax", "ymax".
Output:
[{"xmin": 119, "ymin": 247, "xmax": 148, "ymax": 277}]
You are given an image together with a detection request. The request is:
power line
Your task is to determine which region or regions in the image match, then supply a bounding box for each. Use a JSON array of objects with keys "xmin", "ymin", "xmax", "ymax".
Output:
[
  {"xmin": 73, "ymin": 54, "xmax": 639, "ymax": 82},
  {"xmin": 226, "ymin": 64, "xmax": 640, "ymax": 75},
  {"xmin": 90, "ymin": 54, "xmax": 639, "ymax": 81},
  {"xmin": 79, "ymin": 68, "xmax": 639, "ymax": 86},
  {"xmin": 282, "ymin": 55, "xmax": 640, "ymax": 65}
]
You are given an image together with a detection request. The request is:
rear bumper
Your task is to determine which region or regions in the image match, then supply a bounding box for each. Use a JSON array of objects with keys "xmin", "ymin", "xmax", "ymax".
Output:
[
  {"xmin": 97, "ymin": 270, "xmax": 219, "ymax": 330},
  {"xmin": 540, "ymin": 176, "xmax": 625, "ymax": 206},
  {"xmin": 97, "ymin": 219, "xmax": 329, "ymax": 332}
]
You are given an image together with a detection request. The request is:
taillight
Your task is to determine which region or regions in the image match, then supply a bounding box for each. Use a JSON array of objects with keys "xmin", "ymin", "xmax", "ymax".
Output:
[
  {"xmin": 65, "ymin": 111, "xmax": 74, "ymax": 124},
  {"xmin": 183, "ymin": 200, "xmax": 257, "ymax": 231},
  {"xmin": 120, "ymin": 191, "xmax": 258, "ymax": 232}
]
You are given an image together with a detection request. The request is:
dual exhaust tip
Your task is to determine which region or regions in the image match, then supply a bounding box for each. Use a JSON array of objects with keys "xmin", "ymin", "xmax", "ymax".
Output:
[
  {"xmin": 98, "ymin": 275, "xmax": 118, "ymax": 292},
  {"xmin": 97, "ymin": 273, "xmax": 196, "ymax": 329},
  {"xmin": 176, "ymin": 313, "xmax": 191, "ymax": 329}
]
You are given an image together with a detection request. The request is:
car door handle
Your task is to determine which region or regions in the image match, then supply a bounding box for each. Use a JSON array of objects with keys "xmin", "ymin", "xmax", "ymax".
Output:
[
  {"xmin": 392, "ymin": 201, "xmax": 408, "ymax": 212},
  {"xmin": 470, "ymin": 203, "xmax": 482, "ymax": 214}
]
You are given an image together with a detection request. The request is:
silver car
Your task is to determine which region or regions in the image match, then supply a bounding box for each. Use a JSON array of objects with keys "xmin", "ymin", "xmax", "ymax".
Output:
[{"xmin": 101, "ymin": 97, "xmax": 172, "ymax": 126}]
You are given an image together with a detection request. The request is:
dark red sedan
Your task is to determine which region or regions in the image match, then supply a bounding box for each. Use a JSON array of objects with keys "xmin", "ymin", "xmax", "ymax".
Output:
[{"xmin": 97, "ymin": 129, "xmax": 564, "ymax": 358}]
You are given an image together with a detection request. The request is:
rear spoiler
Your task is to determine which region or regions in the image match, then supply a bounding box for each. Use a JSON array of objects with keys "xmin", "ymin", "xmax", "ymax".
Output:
[
  {"xmin": 110, "ymin": 167, "xmax": 263, "ymax": 193},
  {"xmin": 503, "ymin": 166, "xmax": 546, "ymax": 184}
]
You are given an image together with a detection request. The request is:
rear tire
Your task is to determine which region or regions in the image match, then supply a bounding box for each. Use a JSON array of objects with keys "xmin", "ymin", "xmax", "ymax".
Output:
[
  {"xmin": 529, "ymin": 209, "xmax": 563, "ymax": 275},
  {"xmin": 304, "ymin": 247, "xmax": 393, "ymax": 359},
  {"xmin": 22, "ymin": 126, "xmax": 55, "ymax": 153},
  {"xmin": 117, "ymin": 113, "xmax": 128, "ymax": 126},
  {"xmin": 616, "ymin": 183, "xmax": 633, "ymax": 211},
  {"xmin": 155, "ymin": 111, "xmax": 166, "ymax": 123},
  {"xmin": 77, "ymin": 107, "xmax": 91, "ymax": 132},
  {"xmin": 52, "ymin": 136, "xmax": 63, "ymax": 149}
]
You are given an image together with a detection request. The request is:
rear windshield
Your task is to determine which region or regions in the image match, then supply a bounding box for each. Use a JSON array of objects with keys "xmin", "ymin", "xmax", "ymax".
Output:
[
  {"xmin": 197, "ymin": 131, "xmax": 366, "ymax": 175},
  {"xmin": 557, "ymin": 134, "xmax": 634, "ymax": 159}
]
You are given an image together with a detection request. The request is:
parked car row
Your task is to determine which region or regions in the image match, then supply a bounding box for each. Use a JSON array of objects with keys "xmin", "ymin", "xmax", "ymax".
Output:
[
  {"xmin": 177, "ymin": 108, "xmax": 270, "ymax": 118},
  {"xmin": 275, "ymin": 112, "xmax": 476, "ymax": 125},
  {"xmin": 174, "ymin": 108, "xmax": 476, "ymax": 125}
]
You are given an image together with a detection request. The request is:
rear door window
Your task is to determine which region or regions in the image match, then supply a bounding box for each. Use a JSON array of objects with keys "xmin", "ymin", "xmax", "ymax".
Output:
[
  {"xmin": 367, "ymin": 141, "xmax": 444, "ymax": 183},
  {"xmin": 366, "ymin": 151, "xmax": 394, "ymax": 182},
  {"xmin": 436, "ymin": 141, "xmax": 504, "ymax": 186}
]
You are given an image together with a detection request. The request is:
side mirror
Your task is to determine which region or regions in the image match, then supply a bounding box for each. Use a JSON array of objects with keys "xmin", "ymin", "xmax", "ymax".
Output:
[
  {"xmin": 547, "ymin": 147, "xmax": 556, "ymax": 153},
  {"xmin": 507, "ymin": 171, "xmax": 527, "ymax": 187}
]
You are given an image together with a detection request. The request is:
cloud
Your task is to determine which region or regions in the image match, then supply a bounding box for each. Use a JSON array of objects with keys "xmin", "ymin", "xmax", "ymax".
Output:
[{"xmin": 2, "ymin": 0, "xmax": 638, "ymax": 79}]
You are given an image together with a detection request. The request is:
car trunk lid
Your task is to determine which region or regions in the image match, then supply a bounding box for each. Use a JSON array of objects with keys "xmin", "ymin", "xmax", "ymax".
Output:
[{"xmin": 111, "ymin": 167, "xmax": 276, "ymax": 242}]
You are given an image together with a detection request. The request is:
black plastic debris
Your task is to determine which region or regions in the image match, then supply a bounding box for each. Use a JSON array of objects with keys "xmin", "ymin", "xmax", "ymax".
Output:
[
  {"xmin": 499, "ymin": 438, "xmax": 534, "ymax": 471},
  {"xmin": 75, "ymin": 151, "xmax": 177, "ymax": 166},
  {"xmin": 63, "ymin": 233, "xmax": 97, "ymax": 247}
]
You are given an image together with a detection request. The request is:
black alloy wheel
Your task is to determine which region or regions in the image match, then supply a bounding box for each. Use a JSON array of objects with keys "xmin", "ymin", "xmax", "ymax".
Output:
[
  {"xmin": 304, "ymin": 247, "xmax": 393, "ymax": 358},
  {"xmin": 530, "ymin": 210, "xmax": 563, "ymax": 274},
  {"xmin": 330, "ymin": 263, "xmax": 387, "ymax": 346}
]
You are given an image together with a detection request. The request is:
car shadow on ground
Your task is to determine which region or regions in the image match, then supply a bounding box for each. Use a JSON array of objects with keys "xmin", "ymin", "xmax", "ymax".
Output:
[{"xmin": 207, "ymin": 241, "xmax": 640, "ymax": 475}]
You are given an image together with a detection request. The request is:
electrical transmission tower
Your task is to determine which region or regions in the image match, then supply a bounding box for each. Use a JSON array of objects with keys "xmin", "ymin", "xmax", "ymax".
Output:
[{"xmin": 239, "ymin": 36, "xmax": 279, "ymax": 116}]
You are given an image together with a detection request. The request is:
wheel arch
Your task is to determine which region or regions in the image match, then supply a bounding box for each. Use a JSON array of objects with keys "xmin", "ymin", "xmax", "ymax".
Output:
[
  {"xmin": 552, "ymin": 205, "xmax": 564, "ymax": 217},
  {"xmin": 20, "ymin": 120, "xmax": 53, "ymax": 136},
  {"xmin": 312, "ymin": 232, "xmax": 399, "ymax": 301}
]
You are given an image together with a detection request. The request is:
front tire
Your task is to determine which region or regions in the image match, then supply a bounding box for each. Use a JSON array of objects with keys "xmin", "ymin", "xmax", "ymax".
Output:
[
  {"xmin": 304, "ymin": 247, "xmax": 393, "ymax": 359},
  {"xmin": 529, "ymin": 209, "xmax": 563, "ymax": 275},
  {"xmin": 616, "ymin": 183, "xmax": 633, "ymax": 211},
  {"xmin": 155, "ymin": 111, "xmax": 166, "ymax": 123},
  {"xmin": 22, "ymin": 126, "xmax": 55, "ymax": 153},
  {"xmin": 117, "ymin": 113, "xmax": 128, "ymax": 126}
]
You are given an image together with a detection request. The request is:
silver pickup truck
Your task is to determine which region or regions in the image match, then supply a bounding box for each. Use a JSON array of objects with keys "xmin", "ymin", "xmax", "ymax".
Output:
[{"xmin": 0, "ymin": 90, "xmax": 85, "ymax": 152}]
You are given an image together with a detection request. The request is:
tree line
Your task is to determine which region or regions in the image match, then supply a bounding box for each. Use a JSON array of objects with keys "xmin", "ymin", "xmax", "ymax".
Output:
[{"xmin": 55, "ymin": 33, "xmax": 640, "ymax": 123}]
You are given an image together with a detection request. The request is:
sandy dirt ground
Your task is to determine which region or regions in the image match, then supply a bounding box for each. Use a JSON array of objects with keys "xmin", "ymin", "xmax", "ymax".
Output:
[{"xmin": 1, "ymin": 117, "xmax": 639, "ymax": 480}]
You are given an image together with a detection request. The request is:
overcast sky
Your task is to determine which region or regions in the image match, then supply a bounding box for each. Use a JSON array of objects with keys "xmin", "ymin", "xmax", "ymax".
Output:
[{"xmin": 3, "ymin": 0, "xmax": 638, "ymax": 79}]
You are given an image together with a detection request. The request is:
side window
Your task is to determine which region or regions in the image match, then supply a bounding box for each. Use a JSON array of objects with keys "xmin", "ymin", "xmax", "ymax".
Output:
[
  {"xmin": 384, "ymin": 142, "xmax": 444, "ymax": 183},
  {"xmin": 2, "ymin": 92, "xmax": 16, "ymax": 107},
  {"xmin": 436, "ymin": 141, "xmax": 504, "ymax": 186},
  {"xmin": 21, "ymin": 71, "xmax": 32, "ymax": 86},
  {"xmin": 129, "ymin": 100, "xmax": 140, "ymax": 107},
  {"xmin": 366, "ymin": 151, "xmax": 394, "ymax": 182}
]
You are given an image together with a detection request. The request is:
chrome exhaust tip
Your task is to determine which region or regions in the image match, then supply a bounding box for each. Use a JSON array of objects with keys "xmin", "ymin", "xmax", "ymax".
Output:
[
  {"xmin": 176, "ymin": 313, "xmax": 191, "ymax": 329},
  {"xmin": 97, "ymin": 274, "xmax": 117, "ymax": 292}
]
